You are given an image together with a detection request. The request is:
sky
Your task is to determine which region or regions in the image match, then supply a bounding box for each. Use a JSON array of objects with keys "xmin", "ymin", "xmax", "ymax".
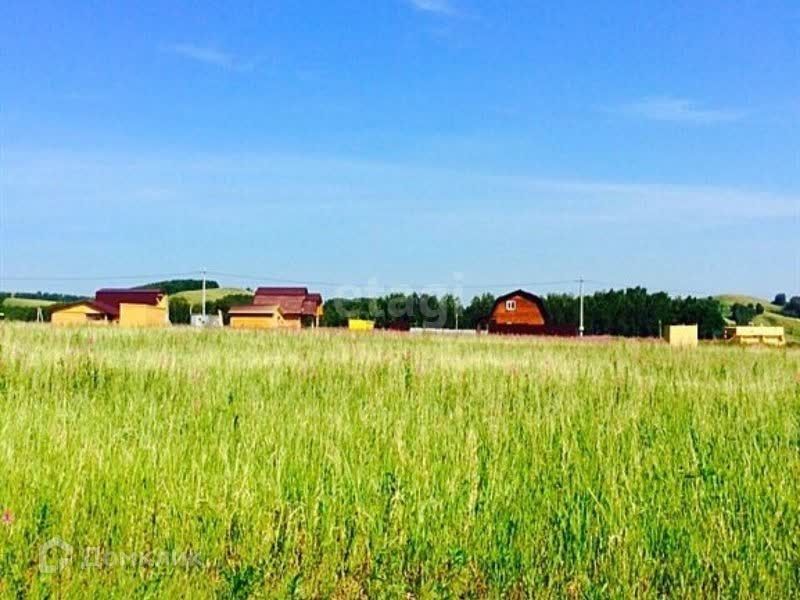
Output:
[{"xmin": 1, "ymin": 0, "xmax": 798, "ymax": 300}]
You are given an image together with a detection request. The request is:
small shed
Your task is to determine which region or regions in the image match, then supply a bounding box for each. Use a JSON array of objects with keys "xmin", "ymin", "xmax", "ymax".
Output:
[
  {"xmin": 663, "ymin": 324, "xmax": 698, "ymax": 347},
  {"xmin": 348, "ymin": 319, "xmax": 375, "ymax": 331},
  {"xmin": 228, "ymin": 304, "xmax": 284, "ymax": 330}
]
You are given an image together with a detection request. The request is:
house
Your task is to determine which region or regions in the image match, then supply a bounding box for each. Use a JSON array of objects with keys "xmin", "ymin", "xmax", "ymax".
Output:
[
  {"xmin": 228, "ymin": 304, "xmax": 285, "ymax": 330},
  {"xmin": 51, "ymin": 289, "xmax": 169, "ymax": 327},
  {"xmin": 252, "ymin": 287, "xmax": 323, "ymax": 328},
  {"xmin": 487, "ymin": 289, "xmax": 576, "ymax": 336}
]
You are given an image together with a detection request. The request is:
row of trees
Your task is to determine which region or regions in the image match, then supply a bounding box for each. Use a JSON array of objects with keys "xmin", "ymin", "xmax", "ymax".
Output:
[
  {"xmin": 774, "ymin": 293, "xmax": 800, "ymax": 318},
  {"xmin": 322, "ymin": 288, "xmax": 727, "ymax": 339}
]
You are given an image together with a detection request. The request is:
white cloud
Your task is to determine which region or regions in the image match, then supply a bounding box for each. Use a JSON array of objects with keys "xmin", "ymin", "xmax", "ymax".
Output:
[
  {"xmin": 621, "ymin": 97, "xmax": 746, "ymax": 124},
  {"xmin": 407, "ymin": 0, "xmax": 455, "ymax": 15},
  {"xmin": 164, "ymin": 44, "xmax": 252, "ymax": 71}
]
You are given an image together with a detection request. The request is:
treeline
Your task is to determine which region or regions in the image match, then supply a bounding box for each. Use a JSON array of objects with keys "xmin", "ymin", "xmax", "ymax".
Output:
[
  {"xmin": 322, "ymin": 288, "xmax": 726, "ymax": 339},
  {"xmin": 0, "ymin": 291, "xmax": 85, "ymax": 303}
]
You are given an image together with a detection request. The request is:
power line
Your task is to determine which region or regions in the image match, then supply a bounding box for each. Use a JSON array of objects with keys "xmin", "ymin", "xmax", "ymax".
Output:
[{"xmin": 2, "ymin": 271, "xmax": 202, "ymax": 282}]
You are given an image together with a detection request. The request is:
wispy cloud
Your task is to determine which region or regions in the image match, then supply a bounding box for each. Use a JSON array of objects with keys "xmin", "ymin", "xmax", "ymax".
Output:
[
  {"xmin": 621, "ymin": 97, "xmax": 746, "ymax": 124},
  {"xmin": 164, "ymin": 43, "xmax": 253, "ymax": 71},
  {"xmin": 407, "ymin": 0, "xmax": 456, "ymax": 16}
]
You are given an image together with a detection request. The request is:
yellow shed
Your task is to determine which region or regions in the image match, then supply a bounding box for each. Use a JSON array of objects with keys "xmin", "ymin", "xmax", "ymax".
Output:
[
  {"xmin": 348, "ymin": 319, "xmax": 375, "ymax": 331},
  {"xmin": 663, "ymin": 324, "xmax": 698, "ymax": 347},
  {"xmin": 229, "ymin": 304, "xmax": 285, "ymax": 330}
]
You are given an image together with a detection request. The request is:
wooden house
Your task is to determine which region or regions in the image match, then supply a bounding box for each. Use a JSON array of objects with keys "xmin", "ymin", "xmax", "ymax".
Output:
[
  {"xmin": 487, "ymin": 289, "xmax": 575, "ymax": 336},
  {"xmin": 253, "ymin": 287, "xmax": 323, "ymax": 328}
]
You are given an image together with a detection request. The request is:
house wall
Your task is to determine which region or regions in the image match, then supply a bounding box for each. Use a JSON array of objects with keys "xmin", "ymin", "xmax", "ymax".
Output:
[
  {"xmin": 119, "ymin": 302, "xmax": 169, "ymax": 327},
  {"xmin": 51, "ymin": 304, "xmax": 109, "ymax": 326},
  {"xmin": 491, "ymin": 294, "xmax": 546, "ymax": 326},
  {"xmin": 664, "ymin": 324, "xmax": 698, "ymax": 347},
  {"xmin": 281, "ymin": 317, "xmax": 303, "ymax": 330},
  {"xmin": 230, "ymin": 315, "xmax": 283, "ymax": 330}
]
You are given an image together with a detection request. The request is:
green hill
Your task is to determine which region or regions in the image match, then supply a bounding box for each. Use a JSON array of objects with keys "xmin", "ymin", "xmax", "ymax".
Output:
[
  {"xmin": 2, "ymin": 297, "xmax": 56, "ymax": 308},
  {"xmin": 172, "ymin": 287, "xmax": 252, "ymax": 306}
]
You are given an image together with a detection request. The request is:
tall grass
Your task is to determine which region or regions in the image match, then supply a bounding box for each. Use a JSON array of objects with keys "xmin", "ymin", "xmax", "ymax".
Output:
[{"xmin": 0, "ymin": 324, "xmax": 798, "ymax": 597}]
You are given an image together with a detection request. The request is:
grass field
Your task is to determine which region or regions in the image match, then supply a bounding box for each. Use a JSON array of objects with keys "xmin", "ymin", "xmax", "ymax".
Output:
[{"xmin": 0, "ymin": 324, "xmax": 798, "ymax": 597}]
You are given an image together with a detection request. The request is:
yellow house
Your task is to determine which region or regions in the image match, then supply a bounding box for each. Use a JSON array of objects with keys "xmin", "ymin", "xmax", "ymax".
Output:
[
  {"xmin": 51, "ymin": 289, "xmax": 169, "ymax": 327},
  {"xmin": 663, "ymin": 324, "xmax": 698, "ymax": 347},
  {"xmin": 348, "ymin": 319, "xmax": 375, "ymax": 331},
  {"xmin": 228, "ymin": 304, "xmax": 285, "ymax": 330}
]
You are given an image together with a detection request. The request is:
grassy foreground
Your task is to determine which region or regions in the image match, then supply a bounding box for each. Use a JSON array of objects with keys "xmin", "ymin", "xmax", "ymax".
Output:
[{"xmin": 0, "ymin": 325, "xmax": 798, "ymax": 597}]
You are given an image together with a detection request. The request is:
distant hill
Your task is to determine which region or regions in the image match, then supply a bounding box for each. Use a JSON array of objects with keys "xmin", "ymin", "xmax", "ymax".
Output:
[
  {"xmin": 137, "ymin": 279, "xmax": 220, "ymax": 295},
  {"xmin": 2, "ymin": 297, "xmax": 56, "ymax": 308},
  {"xmin": 172, "ymin": 287, "xmax": 252, "ymax": 307},
  {"xmin": 715, "ymin": 294, "xmax": 800, "ymax": 343}
]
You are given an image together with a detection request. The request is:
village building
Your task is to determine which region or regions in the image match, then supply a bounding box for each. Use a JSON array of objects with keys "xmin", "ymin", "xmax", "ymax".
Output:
[
  {"xmin": 486, "ymin": 289, "xmax": 575, "ymax": 336},
  {"xmin": 252, "ymin": 287, "xmax": 323, "ymax": 328},
  {"xmin": 51, "ymin": 289, "xmax": 169, "ymax": 327}
]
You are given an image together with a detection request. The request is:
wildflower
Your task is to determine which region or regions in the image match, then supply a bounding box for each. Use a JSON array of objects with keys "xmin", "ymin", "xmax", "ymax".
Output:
[{"xmin": 1, "ymin": 508, "xmax": 13, "ymax": 526}]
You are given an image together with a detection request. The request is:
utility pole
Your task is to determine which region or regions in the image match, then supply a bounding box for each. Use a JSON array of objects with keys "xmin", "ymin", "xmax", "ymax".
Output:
[
  {"xmin": 455, "ymin": 298, "xmax": 460, "ymax": 330},
  {"xmin": 578, "ymin": 277, "xmax": 585, "ymax": 338},
  {"xmin": 201, "ymin": 268, "xmax": 207, "ymax": 318}
]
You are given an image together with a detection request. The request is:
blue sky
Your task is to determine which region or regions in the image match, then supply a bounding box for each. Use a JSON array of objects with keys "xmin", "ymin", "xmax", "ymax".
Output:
[{"xmin": 1, "ymin": 0, "xmax": 798, "ymax": 299}]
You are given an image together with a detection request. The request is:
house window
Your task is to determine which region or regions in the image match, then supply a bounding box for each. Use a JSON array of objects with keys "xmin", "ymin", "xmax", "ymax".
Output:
[{"xmin": 505, "ymin": 300, "xmax": 517, "ymax": 312}]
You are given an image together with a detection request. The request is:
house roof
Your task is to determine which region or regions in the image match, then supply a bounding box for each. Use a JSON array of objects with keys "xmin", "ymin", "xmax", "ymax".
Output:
[
  {"xmin": 228, "ymin": 304, "xmax": 283, "ymax": 316},
  {"xmin": 94, "ymin": 289, "xmax": 165, "ymax": 314},
  {"xmin": 490, "ymin": 289, "xmax": 551, "ymax": 323},
  {"xmin": 255, "ymin": 287, "xmax": 308, "ymax": 297},
  {"xmin": 253, "ymin": 287, "xmax": 323, "ymax": 316}
]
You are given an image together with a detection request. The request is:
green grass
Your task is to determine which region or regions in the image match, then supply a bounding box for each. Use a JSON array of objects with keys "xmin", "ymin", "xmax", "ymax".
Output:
[
  {"xmin": 0, "ymin": 324, "xmax": 799, "ymax": 597},
  {"xmin": 172, "ymin": 287, "xmax": 252, "ymax": 306},
  {"xmin": 1, "ymin": 297, "xmax": 56, "ymax": 308}
]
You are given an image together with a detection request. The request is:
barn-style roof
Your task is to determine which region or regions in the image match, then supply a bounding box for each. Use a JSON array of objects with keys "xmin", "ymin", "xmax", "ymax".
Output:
[{"xmin": 490, "ymin": 289, "xmax": 551, "ymax": 323}]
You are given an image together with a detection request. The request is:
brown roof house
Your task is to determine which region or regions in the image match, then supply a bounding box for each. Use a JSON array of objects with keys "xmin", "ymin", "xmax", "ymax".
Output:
[
  {"xmin": 228, "ymin": 287, "xmax": 324, "ymax": 330},
  {"xmin": 51, "ymin": 289, "xmax": 169, "ymax": 327}
]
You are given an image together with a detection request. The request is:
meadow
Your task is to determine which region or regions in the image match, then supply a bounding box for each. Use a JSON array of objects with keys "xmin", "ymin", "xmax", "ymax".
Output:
[{"xmin": 0, "ymin": 324, "xmax": 798, "ymax": 598}]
